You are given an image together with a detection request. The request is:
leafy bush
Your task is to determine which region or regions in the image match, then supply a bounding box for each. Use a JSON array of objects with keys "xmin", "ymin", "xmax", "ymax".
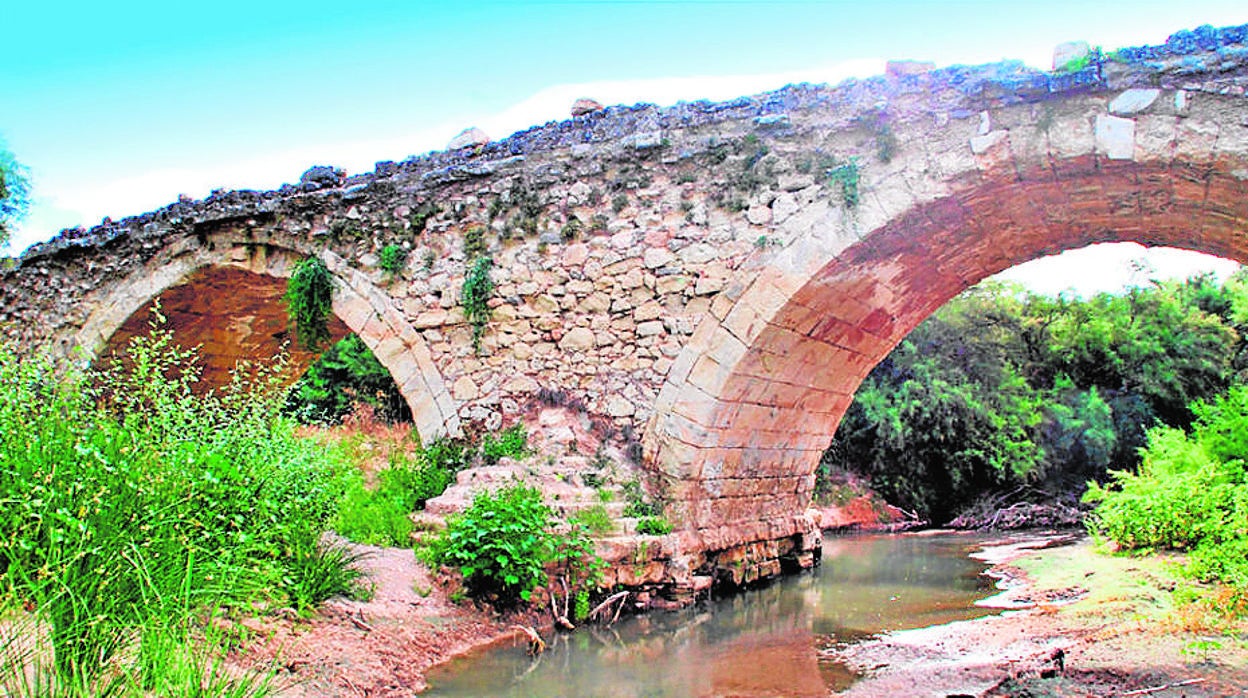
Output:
[
  {"xmin": 333, "ymin": 474, "xmax": 415, "ymax": 547},
  {"xmin": 635, "ymin": 517, "xmax": 673, "ymax": 536},
  {"xmin": 285, "ymin": 333, "xmax": 411, "ymax": 425},
  {"xmin": 424, "ymin": 435, "xmax": 473, "ymax": 471},
  {"xmin": 382, "ymin": 448, "xmax": 458, "ymax": 509},
  {"xmin": 622, "ymin": 479, "xmax": 664, "ymax": 519},
  {"xmin": 570, "ymin": 504, "xmax": 615, "ymax": 535},
  {"xmin": 1085, "ymin": 385, "xmax": 1248, "ymax": 600},
  {"xmin": 481, "ymin": 422, "xmax": 528, "ymax": 464},
  {"xmin": 334, "ymin": 439, "xmax": 466, "ymax": 546},
  {"xmin": 378, "ymin": 244, "xmax": 408, "ymax": 274},
  {"xmin": 421, "ymin": 485, "xmax": 556, "ymax": 605}
]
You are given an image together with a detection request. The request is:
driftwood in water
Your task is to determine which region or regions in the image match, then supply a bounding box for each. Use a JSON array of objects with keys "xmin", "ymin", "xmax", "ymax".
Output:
[
  {"xmin": 588, "ymin": 591, "xmax": 630, "ymax": 626},
  {"xmin": 948, "ymin": 489, "xmax": 1084, "ymax": 530},
  {"xmin": 512, "ymin": 624, "xmax": 546, "ymax": 655},
  {"xmin": 549, "ymin": 576, "xmax": 576, "ymax": 630}
]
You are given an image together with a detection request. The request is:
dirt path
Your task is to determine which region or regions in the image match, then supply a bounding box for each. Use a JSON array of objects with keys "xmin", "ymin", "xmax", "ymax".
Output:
[{"xmin": 240, "ymin": 545, "xmax": 536, "ymax": 697}]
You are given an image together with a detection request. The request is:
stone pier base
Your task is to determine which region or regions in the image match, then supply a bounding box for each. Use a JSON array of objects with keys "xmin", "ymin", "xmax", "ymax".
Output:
[{"xmin": 595, "ymin": 512, "xmax": 823, "ymax": 611}]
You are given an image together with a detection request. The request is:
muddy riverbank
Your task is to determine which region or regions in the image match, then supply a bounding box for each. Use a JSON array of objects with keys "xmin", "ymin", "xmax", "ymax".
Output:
[
  {"xmin": 834, "ymin": 534, "xmax": 1248, "ymax": 697},
  {"xmin": 238, "ymin": 530, "xmax": 1248, "ymax": 696}
]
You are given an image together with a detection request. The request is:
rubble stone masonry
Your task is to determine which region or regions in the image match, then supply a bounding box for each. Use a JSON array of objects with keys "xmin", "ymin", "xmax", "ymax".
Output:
[{"xmin": 5, "ymin": 24, "xmax": 1248, "ymax": 574}]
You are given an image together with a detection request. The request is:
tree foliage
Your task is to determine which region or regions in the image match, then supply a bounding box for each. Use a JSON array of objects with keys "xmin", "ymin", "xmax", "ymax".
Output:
[
  {"xmin": 825, "ymin": 273, "xmax": 1246, "ymax": 523},
  {"xmin": 285, "ymin": 333, "xmax": 411, "ymax": 425},
  {"xmin": 0, "ymin": 143, "xmax": 31, "ymax": 248}
]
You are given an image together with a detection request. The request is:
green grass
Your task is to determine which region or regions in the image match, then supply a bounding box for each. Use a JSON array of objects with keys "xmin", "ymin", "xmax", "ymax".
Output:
[
  {"xmin": 570, "ymin": 504, "xmax": 615, "ymax": 535},
  {"xmin": 0, "ymin": 319, "xmax": 360, "ymax": 692}
]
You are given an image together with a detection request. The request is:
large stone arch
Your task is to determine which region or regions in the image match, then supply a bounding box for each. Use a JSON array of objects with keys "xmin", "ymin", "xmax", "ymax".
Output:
[
  {"xmin": 648, "ymin": 90, "xmax": 1248, "ymax": 548},
  {"xmin": 74, "ymin": 233, "xmax": 458, "ymax": 440}
]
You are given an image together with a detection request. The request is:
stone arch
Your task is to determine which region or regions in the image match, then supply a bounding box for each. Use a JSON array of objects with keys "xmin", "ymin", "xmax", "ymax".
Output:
[
  {"xmin": 646, "ymin": 95, "xmax": 1248, "ymax": 548},
  {"xmin": 75, "ymin": 235, "xmax": 458, "ymax": 440}
]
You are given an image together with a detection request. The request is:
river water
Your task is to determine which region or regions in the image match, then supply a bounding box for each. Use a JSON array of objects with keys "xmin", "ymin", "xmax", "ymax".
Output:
[{"xmin": 423, "ymin": 532, "xmax": 1000, "ymax": 697}]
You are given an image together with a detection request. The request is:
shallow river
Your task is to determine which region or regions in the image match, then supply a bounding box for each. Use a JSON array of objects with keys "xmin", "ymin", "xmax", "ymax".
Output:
[{"xmin": 423, "ymin": 532, "xmax": 1000, "ymax": 697}]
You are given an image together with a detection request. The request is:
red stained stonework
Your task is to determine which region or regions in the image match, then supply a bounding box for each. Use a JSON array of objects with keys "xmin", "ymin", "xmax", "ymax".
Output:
[{"xmin": 102, "ymin": 266, "xmax": 349, "ymax": 389}]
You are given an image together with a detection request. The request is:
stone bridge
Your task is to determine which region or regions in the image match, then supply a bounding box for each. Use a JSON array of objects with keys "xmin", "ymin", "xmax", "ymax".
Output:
[{"xmin": 5, "ymin": 24, "xmax": 1248, "ymax": 563}]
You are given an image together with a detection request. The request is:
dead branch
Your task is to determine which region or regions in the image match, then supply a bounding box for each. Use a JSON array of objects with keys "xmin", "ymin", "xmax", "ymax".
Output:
[
  {"xmin": 511, "ymin": 624, "xmax": 546, "ymax": 656},
  {"xmin": 588, "ymin": 590, "xmax": 630, "ymax": 626},
  {"xmin": 549, "ymin": 580, "xmax": 575, "ymax": 631},
  {"xmin": 1120, "ymin": 678, "xmax": 1207, "ymax": 696},
  {"xmin": 348, "ymin": 609, "xmax": 374, "ymax": 633},
  {"xmin": 561, "ymin": 576, "xmax": 572, "ymax": 625}
]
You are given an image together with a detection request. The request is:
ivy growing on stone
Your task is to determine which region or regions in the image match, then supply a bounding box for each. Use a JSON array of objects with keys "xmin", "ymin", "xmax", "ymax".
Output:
[
  {"xmin": 462, "ymin": 255, "xmax": 494, "ymax": 354},
  {"xmin": 284, "ymin": 255, "xmax": 335, "ymax": 350},
  {"xmin": 463, "ymin": 226, "xmax": 487, "ymax": 258}
]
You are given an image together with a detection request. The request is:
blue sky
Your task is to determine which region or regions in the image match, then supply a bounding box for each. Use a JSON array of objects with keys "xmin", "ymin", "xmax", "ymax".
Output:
[{"xmin": 4, "ymin": 1, "xmax": 1246, "ymax": 292}]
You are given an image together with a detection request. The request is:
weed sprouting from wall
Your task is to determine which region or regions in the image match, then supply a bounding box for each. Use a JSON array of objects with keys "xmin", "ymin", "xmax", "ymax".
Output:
[
  {"xmin": 827, "ymin": 157, "xmax": 861, "ymax": 209},
  {"xmin": 462, "ymin": 255, "xmax": 494, "ymax": 354}
]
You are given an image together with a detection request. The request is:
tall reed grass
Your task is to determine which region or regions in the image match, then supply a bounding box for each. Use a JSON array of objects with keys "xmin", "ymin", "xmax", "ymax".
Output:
[{"xmin": 0, "ymin": 317, "xmax": 361, "ymax": 695}]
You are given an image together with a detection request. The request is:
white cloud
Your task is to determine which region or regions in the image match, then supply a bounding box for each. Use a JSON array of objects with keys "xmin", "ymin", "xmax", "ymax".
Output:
[{"xmin": 994, "ymin": 243, "xmax": 1241, "ymax": 297}]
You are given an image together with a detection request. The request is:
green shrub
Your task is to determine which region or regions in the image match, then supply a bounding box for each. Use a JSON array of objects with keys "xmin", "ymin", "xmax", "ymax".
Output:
[
  {"xmin": 383, "ymin": 449, "xmax": 458, "ymax": 509},
  {"xmin": 424, "ymin": 436, "xmax": 473, "ymax": 473},
  {"xmin": 333, "ymin": 475, "xmax": 414, "ymax": 547},
  {"xmin": 481, "ymin": 423, "xmax": 528, "ymax": 464},
  {"xmin": 284, "ymin": 255, "xmax": 335, "ymax": 350},
  {"xmin": 635, "ymin": 517, "xmax": 673, "ymax": 536},
  {"xmin": 570, "ymin": 504, "xmax": 615, "ymax": 535},
  {"xmin": 285, "ymin": 333, "xmax": 410, "ymax": 425},
  {"xmin": 1085, "ymin": 385, "xmax": 1248, "ymax": 601},
  {"xmin": 378, "ymin": 244, "xmax": 408, "ymax": 274},
  {"xmin": 622, "ymin": 479, "xmax": 663, "ymax": 518},
  {"xmin": 561, "ymin": 218, "xmax": 582, "ymax": 242},
  {"xmin": 827, "ymin": 157, "xmax": 860, "ymax": 208},
  {"xmin": 420, "ymin": 485, "xmax": 556, "ymax": 605},
  {"xmin": 334, "ymin": 440, "xmax": 466, "ymax": 546}
]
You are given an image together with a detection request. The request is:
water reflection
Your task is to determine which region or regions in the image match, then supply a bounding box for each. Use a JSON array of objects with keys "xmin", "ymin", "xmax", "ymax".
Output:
[{"xmin": 423, "ymin": 533, "xmax": 996, "ymax": 697}]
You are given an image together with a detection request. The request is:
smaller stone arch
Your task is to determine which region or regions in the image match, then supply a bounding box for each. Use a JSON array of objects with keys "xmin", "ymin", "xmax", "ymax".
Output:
[{"xmin": 75, "ymin": 235, "xmax": 458, "ymax": 440}]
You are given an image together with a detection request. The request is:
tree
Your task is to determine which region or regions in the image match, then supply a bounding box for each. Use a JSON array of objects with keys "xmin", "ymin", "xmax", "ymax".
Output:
[
  {"xmin": 284, "ymin": 333, "xmax": 411, "ymax": 424},
  {"xmin": 0, "ymin": 143, "xmax": 31, "ymax": 248},
  {"xmin": 822, "ymin": 275, "xmax": 1245, "ymax": 522}
]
